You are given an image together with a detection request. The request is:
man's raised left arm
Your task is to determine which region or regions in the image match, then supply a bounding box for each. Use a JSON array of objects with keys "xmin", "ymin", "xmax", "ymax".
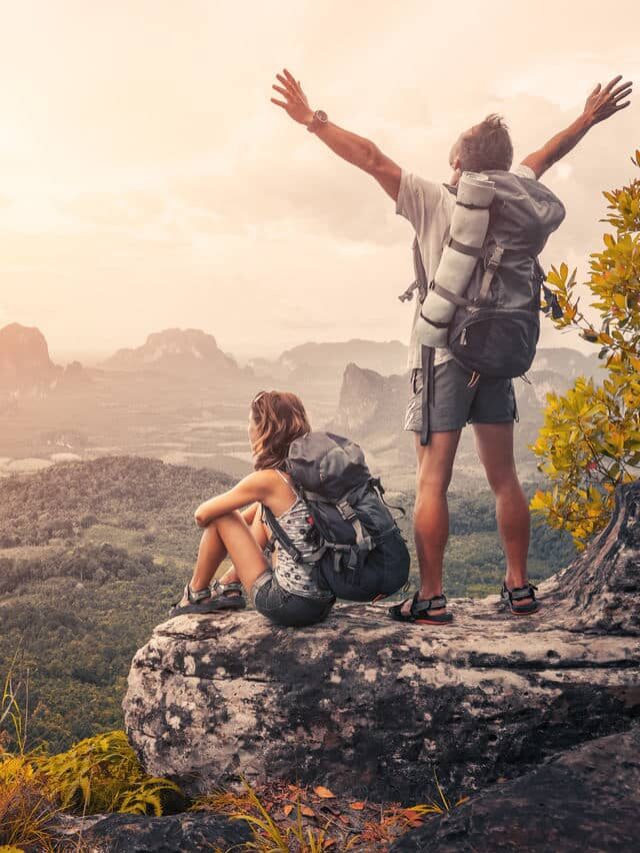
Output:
[{"xmin": 521, "ymin": 75, "xmax": 632, "ymax": 179}]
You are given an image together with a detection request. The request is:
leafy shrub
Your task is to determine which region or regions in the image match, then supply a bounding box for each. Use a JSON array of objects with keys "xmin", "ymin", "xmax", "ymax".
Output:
[
  {"xmin": 532, "ymin": 149, "xmax": 640, "ymax": 547},
  {"xmin": 34, "ymin": 730, "xmax": 182, "ymax": 816}
]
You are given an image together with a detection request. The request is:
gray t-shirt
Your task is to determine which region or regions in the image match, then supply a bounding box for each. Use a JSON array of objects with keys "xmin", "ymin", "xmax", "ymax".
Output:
[{"xmin": 396, "ymin": 163, "xmax": 537, "ymax": 370}]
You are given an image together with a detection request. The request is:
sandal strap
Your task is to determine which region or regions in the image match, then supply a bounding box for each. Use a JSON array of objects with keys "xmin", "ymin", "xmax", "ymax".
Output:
[
  {"xmin": 504, "ymin": 582, "xmax": 538, "ymax": 602},
  {"xmin": 410, "ymin": 591, "xmax": 448, "ymax": 615},
  {"xmin": 187, "ymin": 582, "xmax": 212, "ymax": 604},
  {"xmin": 212, "ymin": 580, "xmax": 244, "ymax": 597}
]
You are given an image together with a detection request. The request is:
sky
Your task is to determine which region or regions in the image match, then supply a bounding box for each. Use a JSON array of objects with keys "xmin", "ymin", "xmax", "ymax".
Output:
[{"xmin": 0, "ymin": 0, "xmax": 638, "ymax": 363}]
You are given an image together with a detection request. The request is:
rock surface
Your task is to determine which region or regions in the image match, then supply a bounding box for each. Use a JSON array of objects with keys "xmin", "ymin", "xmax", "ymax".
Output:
[
  {"xmin": 53, "ymin": 811, "xmax": 251, "ymax": 852},
  {"xmin": 391, "ymin": 726, "xmax": 640, "ymax": 852},
  {"xmin": 540, "ymin": 481, "xmax": 640, "ymax": 635},
  {"xmin": 123, "ymin": 483, "xmax": 640, "ymax": 803}
]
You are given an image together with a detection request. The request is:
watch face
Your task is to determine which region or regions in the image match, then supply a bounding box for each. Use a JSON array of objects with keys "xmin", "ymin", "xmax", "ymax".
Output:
[{"xmin": 316, "ymin": 110, "xmax": 328, "ymax": 123}]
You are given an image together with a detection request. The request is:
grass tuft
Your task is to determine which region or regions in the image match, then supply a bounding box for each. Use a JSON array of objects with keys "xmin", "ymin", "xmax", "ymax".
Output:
[{"xmin": 1, "ymin": 657, "xmax": 183, "ymax": 850}]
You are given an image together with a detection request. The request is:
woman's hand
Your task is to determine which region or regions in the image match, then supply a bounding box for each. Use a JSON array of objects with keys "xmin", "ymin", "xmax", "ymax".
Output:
[{"xmin": 271, "ymin": 68, "xmax": 314, "ymax": 126}]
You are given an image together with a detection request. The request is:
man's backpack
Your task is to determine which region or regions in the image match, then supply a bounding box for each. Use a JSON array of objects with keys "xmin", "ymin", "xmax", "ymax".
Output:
[
  {"xmin": 261, "ymin": 431, "xmax": 408, "ymax": 597},
  {"xmin": 411, "ymin": 169, "xmax": 566, "ymax": 379}
]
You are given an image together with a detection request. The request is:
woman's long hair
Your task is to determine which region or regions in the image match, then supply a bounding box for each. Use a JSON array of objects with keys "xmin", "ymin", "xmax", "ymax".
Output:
[{"xmin": 250, "ymin": 390, "xmax": 310, "ymax": 471}]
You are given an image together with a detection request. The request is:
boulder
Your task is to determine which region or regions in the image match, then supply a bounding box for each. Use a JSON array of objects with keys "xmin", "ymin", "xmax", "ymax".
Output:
[
  {"xmin": 123, "ymin": 482, "xmax": 640, "ymax": 802},
  {"xmin": 52, "ymin": 811, "xmax": 251, "ymax": 852},
  {"xmin": 391, "ymin": 726, "xmax": 640, "ymax": 852}
]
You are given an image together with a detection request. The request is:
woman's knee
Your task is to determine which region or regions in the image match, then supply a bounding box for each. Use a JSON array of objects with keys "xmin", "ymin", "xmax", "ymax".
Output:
[{"xmin": 199, "ymin": 520, "xmax": 218, "ymax": 539}]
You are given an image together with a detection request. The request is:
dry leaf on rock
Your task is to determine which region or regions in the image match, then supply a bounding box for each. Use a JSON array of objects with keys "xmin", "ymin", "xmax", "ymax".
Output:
[{"xmin": 313, "ymin": 785, "xmax": 336, "ymax": 799}]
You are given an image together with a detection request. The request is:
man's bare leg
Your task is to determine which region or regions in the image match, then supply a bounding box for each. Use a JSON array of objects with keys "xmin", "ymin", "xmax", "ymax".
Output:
[
  {"xmin": 401, "ymin": 429, "xmax": 462, "ymax": 617},
  {"xmin": 473, "ymin": 422, "xmax": 533, "ymax": 605}
]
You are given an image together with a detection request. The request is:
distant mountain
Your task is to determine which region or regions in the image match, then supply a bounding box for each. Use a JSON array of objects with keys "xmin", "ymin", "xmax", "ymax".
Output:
[
  {"xmin": 329, "ymin": 362, "xmax": 406, "ymax": 436},
  {"xmin": 326, "ymin": 363, "xmax": 414, "ymax": 482},
  {"xmin": 102, "ymin": 328, "xmax": 248, "ymax": 377},
  {"xmin": 249, "ymin": 339, "xmax": 409, "ymax": 385},
  {"xmin": 529, "ymin": 347, "xmax": 600, "ymax": 381},
  {"xmin": 0, "ymin": 323, "xmax": 60, "ymax": 388},
  {"xmin": 0, "ymin": 323, "xmax": 89, "ymax": 400},
  {"xmin": 0, "ymin": 323, "xmax": 59, "ymax": 390}
]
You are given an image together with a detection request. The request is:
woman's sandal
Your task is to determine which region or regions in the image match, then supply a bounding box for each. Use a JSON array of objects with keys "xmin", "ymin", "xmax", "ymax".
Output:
[
  {"xmin": 169, "ymin": 580, "xmax": 247, "ymax": 617},
  {"xmin": 388, "ymin": 591, "xmax": 454, "ymax": 625},
  {"xmin": 500, "ymin": 581, "xmax": 539, "ymax": 615}
]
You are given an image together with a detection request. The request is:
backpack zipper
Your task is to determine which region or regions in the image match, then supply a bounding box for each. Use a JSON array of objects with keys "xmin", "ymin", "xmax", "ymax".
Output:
[{"xmin": 460, "ymin": 328, "xmax": 468, "ymax": 345}]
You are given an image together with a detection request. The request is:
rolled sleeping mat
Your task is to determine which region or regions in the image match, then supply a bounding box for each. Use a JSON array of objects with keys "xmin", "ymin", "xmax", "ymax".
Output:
[{"xmin": 414, "ymin": 172, "xmax": 496, "ymax": 347}]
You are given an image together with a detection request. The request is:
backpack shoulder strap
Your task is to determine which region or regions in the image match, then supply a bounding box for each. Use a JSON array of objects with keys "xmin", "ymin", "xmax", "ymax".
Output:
[{"xmin": 260, "ymin": 503, "xmax": 326, "ymax": 565}]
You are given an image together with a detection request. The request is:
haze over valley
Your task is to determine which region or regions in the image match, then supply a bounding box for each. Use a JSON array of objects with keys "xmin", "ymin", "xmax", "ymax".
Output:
[{"xmin": 0, "ymin": 321, "xmax": 601, "ymax": 491}]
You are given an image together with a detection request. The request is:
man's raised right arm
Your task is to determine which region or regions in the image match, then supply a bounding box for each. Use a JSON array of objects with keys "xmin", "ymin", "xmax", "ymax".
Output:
[{"xmin": 270, "ymin": 68, "xmax": 401, "ymax": 201}]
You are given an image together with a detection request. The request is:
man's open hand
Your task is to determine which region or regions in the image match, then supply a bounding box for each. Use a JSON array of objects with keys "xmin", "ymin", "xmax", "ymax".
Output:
[
  {"xmin": 583, "ymin": 75, "xmax": 633, "ymax": 126},
  {"xmin": 271, "ymin": 68, "xmax": 314, "ymax": 126}
]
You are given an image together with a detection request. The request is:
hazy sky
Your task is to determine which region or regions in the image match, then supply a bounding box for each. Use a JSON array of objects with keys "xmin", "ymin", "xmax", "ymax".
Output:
[{"xmin": 0, "ymin": 0, "xmax": 638, "ymax": 362}]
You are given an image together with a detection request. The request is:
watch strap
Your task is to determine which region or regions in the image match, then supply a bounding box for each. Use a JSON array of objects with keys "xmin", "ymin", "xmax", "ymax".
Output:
[{"xmin": 307, "ymin": 110, "xmax": 328, "ymax": 133}]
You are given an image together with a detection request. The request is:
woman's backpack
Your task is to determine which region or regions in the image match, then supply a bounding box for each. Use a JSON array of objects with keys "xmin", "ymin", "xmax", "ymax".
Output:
[{"xmin": 260, "ymin": 431, "xmax": 408, "ymax": 596}]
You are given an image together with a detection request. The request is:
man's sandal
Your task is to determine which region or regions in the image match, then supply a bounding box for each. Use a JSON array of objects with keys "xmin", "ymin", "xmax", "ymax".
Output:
[
  {"xmin": 500, "ymin": 581, "xmax": 539, "ymax": 615},
  {"xmin": 169, "ymin": 580, "xmax": 247, "ymax": 617},
  {"xmin": 388, "ymin": 591, "xmax": 453, "ymax": 625}
]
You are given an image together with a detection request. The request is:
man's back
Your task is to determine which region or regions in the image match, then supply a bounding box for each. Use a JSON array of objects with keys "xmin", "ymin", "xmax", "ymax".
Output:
[{"xmin": 395, "ymin": 163, "xmax": 538, "ymax": 371}]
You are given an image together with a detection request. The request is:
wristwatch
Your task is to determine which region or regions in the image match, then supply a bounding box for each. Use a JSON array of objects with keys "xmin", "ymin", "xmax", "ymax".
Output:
[{"xmin": 307, "ymin": 109, "xmax": 328, "ymax": 133}]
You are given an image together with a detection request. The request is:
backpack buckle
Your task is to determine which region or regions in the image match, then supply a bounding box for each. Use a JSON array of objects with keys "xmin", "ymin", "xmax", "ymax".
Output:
[
  {"xmin": 398, "ymin": 280, "xmax": 420, "ymax": 303},
  {"xmin": 346, "ymin": 547, "xmax": 360, "ymax": 571},
  {"xmin": 484, "ymin": 245, "xmax": 504, "ymax": 271},
  {"xmin": 337, "ymin": 500, "xmax": 357, "ymax": 522}
]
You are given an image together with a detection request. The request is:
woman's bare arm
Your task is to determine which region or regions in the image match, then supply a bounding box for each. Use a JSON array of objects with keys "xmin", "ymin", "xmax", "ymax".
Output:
[{"xmin": 194, "ymin": 473, "xmax": 272, "ymax": 527}]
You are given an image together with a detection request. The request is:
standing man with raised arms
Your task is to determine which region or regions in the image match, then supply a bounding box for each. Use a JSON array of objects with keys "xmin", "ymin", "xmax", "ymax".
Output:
[{"xmin": 270, "ymin": 70, "xmax": 632, "ymax": 625}]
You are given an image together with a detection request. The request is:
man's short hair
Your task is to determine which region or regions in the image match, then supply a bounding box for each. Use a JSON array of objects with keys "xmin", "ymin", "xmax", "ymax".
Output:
[{"xmin": 459, "ymin": 114, "xmax": 514, "ymax": 172}]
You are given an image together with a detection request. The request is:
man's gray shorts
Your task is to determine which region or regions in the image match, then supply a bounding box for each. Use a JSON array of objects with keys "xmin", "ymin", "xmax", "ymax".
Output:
[{"xmin": 403, "ymin": 359, "xmax": 518, "ymax": 433}]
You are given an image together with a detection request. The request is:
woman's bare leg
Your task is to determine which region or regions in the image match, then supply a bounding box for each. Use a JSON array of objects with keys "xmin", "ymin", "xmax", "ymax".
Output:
[
  {"xmin": 180, "ymin": 507, "xmax": 270, "ymax": 604},
  {"xmin": 215, "ymin": 510, "xmax": 269, "ymax": 587},
  {"xmin": 190, "ymin": 522, "xmax": 228, "ymax": 590}
]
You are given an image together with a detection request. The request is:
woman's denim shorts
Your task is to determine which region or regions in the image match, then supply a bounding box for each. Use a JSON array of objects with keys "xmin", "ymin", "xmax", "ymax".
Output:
[{"xmin": 252, "ymin": 572, "xmax": 335, "ymax": 628}]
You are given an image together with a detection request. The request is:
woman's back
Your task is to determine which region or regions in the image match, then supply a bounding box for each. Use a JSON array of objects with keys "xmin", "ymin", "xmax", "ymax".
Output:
[{"xmin": 266, "ymin": 470, "xmax": 333, "ymax": 601}]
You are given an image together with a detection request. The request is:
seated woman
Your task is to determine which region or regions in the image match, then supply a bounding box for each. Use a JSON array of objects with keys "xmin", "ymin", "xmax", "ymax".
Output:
[{"xmin": 170, "ymin": 390, "xmax": 408, "ymax": 627}]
